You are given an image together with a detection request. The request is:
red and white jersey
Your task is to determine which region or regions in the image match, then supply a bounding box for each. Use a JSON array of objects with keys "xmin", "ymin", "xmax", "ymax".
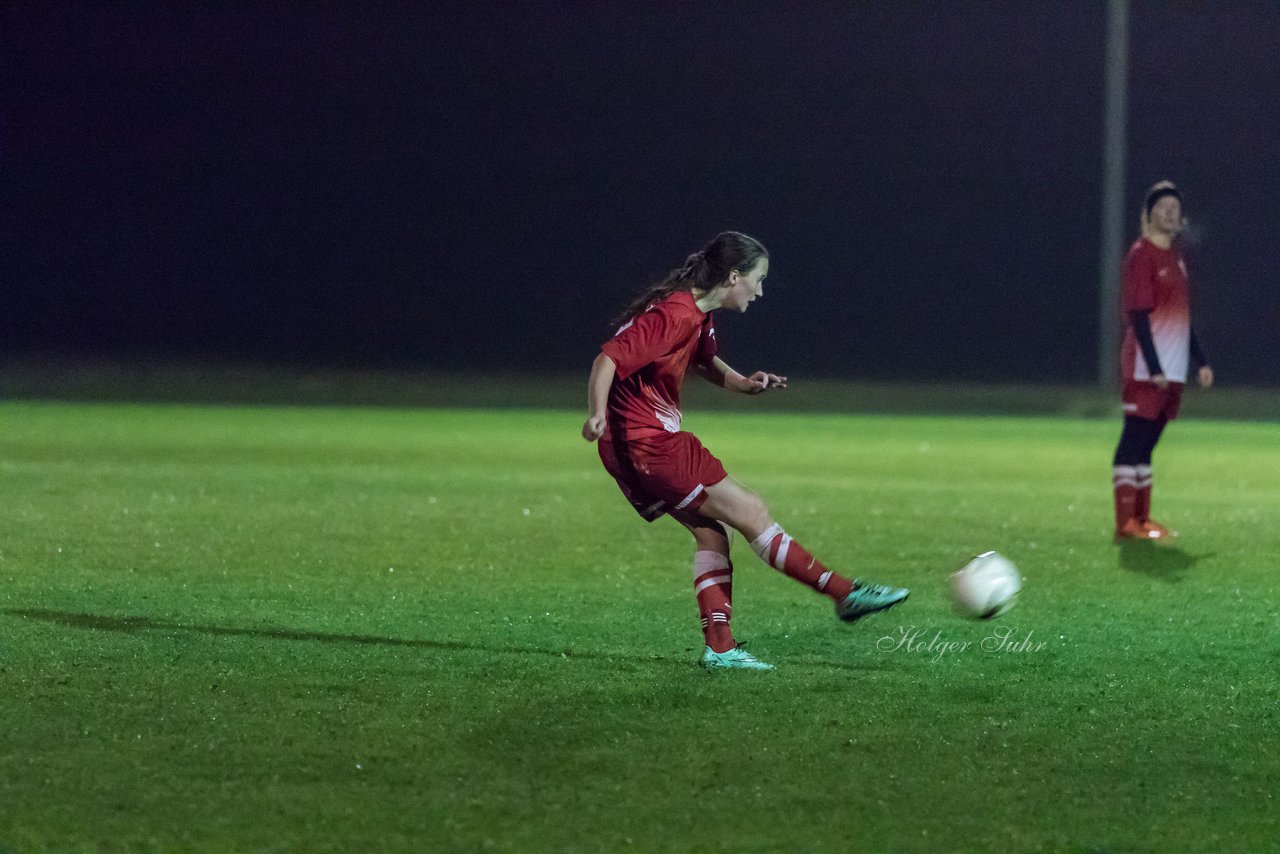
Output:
[
  {"xmin": 600, "ymin": 291, "xmax": 717, "ymax": 439},
  {"xmin": 1121, "ymin": 237, "xmax": 1191, "ymax": 383}
]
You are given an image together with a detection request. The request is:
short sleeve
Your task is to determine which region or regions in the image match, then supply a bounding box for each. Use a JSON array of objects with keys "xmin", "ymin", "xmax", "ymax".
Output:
[{"xmin": 601, "ymin": 300, "xmax": 696, "ymax": 380}]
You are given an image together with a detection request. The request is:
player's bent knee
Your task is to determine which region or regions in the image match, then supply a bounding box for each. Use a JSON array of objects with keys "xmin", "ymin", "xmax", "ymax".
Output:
[
  {"xmin": 672, "ymin": 509, "xmax": 731, "ymax": 553},
  {"xmin": 693, "ymin": 526, "xmax": 729, "ymax": 553}
]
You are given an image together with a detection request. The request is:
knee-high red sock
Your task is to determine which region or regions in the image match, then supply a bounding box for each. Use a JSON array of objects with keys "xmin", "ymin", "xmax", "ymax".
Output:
[
  {"xmin": 692, "ymin": 550, "xmax": 735, "ymax": 653},
  {"xmin": 1113, "ymin": 464, "xmax": 1137, "ymax": 531},
  {"xmin": 748, "ymin": 523, "xmax": 853, "ymax": 601},
  {"xmin": 1134, "ymin": 464, "xmax": 1152, "ymax": 521}
]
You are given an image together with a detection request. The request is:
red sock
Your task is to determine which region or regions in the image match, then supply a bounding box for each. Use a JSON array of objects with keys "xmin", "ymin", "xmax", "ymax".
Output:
[
  {"xmin": 1134, "ymin": 464, "xmax": 1152, "ymax": 521},
  {"xmin": 1113, "ymin": 465, "xmax": 1137, "ymax": 530},
  {"xmin": 692, "ymin": 550, "xmax": 735, "ymax": 653},
  {"xmin": 748, "ymin": 523, "xmax": 853, "ymax": 601}
]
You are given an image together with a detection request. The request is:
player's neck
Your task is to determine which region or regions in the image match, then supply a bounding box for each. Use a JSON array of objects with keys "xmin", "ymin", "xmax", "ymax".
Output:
[
  {"xmin": 693, "ymin": 289, "xmax": 722, "ymax": 313},
  {"xmin": 1147, "ymin": 232, "xmax": 1174, "ymax": 250}
]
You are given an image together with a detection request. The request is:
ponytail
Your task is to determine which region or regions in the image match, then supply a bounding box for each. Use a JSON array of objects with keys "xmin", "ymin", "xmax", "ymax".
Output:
[{"xmin": 611, "ymin": 232, "xmax": 768, "ymax": 328}]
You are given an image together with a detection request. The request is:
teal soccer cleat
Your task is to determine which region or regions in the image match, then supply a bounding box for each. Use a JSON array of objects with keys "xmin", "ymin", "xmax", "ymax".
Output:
[
  {"xmin": 836, "ymin": 582, "xmax": 910, "ymax": 622},
  {"xmin": 700, "ymin": 646, "xmax": 775, "ymax": 671}
]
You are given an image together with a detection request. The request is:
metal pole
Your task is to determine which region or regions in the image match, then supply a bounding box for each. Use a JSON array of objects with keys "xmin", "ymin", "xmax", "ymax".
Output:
[{"xmin": 1098, "ymin": 0, "xmax": 1129, "ymax": 390}]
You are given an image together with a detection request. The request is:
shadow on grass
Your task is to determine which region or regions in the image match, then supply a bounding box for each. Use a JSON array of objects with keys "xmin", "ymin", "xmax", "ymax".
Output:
[
  {"xmin": 1115, "ymin": 540, "xmax": 1210, "ymax": 581},
  {"xmin": 3, "ymin": 606, "xmax": 623, "ymax": 659},
  {"xmin": 3, "ymin": 607, "xmax": 878, "ymax": 672}
]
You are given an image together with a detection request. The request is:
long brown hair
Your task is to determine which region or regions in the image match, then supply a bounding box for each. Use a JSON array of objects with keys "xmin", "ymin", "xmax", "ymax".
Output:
[{"xmin": 612, "ymin": 231, "xmax": 769, "ymax": 327}]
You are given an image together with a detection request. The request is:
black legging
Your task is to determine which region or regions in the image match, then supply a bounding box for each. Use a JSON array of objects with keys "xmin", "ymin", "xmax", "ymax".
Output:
[{"xmin": 1113, "ymin": 415, "xmax": 1168, "ymax": 466}]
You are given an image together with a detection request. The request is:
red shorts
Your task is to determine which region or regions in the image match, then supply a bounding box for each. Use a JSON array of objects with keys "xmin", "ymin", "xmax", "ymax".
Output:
[
  {"xmin": 598, "ymin": 430, "xmax": 728, "ymax": 522},
  {"xmin": 1122, "ymin": 380, "xmax": 1184, "ymax": 421}
]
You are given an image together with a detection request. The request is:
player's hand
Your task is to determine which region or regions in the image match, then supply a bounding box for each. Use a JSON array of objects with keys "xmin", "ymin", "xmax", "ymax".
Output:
[
  {"xmin": 742, "ymin": 371, "xmax": 787, "ymax": 394},
  {"xmin": 1151, "ymin": 373, "xmax": 1169, "ymax": 390},
  {"xmin": 1198, "ymin": 365, "xmax": 1214, "ymax": 389},
  {"xmin": 582, "ymin": 415, "xmax": 606, "ymax": 442}
]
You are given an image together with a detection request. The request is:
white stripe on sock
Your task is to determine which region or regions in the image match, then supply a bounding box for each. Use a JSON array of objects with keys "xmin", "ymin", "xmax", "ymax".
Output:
[
  {"xmin": 774, "ymin": 535, "xmax": 792, "ymax": 571},
  {"xmin": 692, "ymin": 550, "xmax": 730, "ymax": 579},
  {"xmin": 694, "ymin": 574, "xmax": 733, "ymax": 595},
  {"xmin": 749, "ymin": 523, "xmax": 783, "ymax": 558},
  {"xmin": 1113, "ymin": 465, "xmax": 1138, "ymax": 488}
]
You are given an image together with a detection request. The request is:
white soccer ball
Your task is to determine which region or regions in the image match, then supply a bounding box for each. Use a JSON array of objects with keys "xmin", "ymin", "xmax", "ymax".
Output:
[{"xmin": 950, "ymin": 551, "xmax": 1022, "ymax": 619}]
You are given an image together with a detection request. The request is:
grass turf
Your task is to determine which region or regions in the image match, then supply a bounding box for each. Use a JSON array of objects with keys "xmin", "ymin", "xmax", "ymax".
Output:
[{"xmin": 2, "ymin": 401, "xmax": 1278, "ymax": 852}]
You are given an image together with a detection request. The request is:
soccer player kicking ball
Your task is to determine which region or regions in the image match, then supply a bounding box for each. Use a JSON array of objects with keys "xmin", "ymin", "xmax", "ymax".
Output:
[
  {"xmin": 582, "ymin": 231, "xmax": 909, "ymax": 671},
  {"xmin": 1112, "ymin": 182, "xmax": 1214, "ymax": 542}
]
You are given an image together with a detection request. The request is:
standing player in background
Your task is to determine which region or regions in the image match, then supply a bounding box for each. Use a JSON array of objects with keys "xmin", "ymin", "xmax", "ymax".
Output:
[
  {"xmin": 582, "ymin": 231, "xmax": 909, "ymax": 670},
  {"xmin": 1112, "ymin": 182, "xmax": 1214, "ymax": 541}
]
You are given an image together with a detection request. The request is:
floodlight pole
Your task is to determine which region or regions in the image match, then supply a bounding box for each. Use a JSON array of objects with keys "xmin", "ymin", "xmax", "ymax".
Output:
[{"xmin": 1097, "ymin": 0, "xmax": 1129, "ymax": 390}]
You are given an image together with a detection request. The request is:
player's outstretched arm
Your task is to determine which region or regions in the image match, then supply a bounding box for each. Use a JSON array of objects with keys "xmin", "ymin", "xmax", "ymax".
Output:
[
  {"xmin": 695, "ymin": 356, "xmax": 786, "ymax": 394},
  {"xmin": 582, "ymin": 352, "xmax": 616, "ymax": 441}
]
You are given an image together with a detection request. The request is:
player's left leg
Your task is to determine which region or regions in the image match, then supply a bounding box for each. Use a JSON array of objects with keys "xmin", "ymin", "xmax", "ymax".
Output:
[
  {"xmin": 1137, "ymin": 415, "xmax": 1176, "ymax": 538},
  {"xmin": 1134, "ymin": 415, "xmax": 1166, "ymax": 522},
  {"xmin": 697, "ymin": 477, "xmax": 853, "ymax": 599},
  {"xmin": 1138, "ymin": 383, "xmax": 1183, "ymax": 539},
  {"xmin": 696, "ymin": 477, "xmax": 908, "ymax": 621}
]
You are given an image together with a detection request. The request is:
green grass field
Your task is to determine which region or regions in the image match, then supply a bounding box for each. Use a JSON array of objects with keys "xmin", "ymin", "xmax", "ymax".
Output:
[{"xmin": 3, "ymin": 401, "xmax": 1278, "ymax": 852}]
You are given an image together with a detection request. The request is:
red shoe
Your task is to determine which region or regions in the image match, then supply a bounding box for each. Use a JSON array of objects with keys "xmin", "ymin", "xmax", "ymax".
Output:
[
  {"xmin": 1140, "ymin": 518, "xmax": 1178, "ymax": 540},
  {"xmin": 1114, "ymin": 518, "xmax": 1147, "ymax": 542}
]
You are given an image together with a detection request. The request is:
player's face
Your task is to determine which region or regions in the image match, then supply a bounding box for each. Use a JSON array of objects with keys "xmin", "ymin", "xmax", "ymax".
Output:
[
  {"xmin": 721, "ymin": 257, "xmax": 769, "ymax": 313},
  {"xmin": 1149, "ymin": 196, "xmax": 1182, "ymax": 236}
]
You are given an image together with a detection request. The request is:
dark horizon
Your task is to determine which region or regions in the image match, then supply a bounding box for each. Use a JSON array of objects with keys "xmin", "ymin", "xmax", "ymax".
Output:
[{"xmin": 3, "ymin": 2, "xmax": 1278, "ymax": 384}]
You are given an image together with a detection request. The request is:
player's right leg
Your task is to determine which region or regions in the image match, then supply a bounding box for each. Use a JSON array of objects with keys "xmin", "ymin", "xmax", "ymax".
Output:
[
  {"xmin": 697, "ymin": 477, "xmax": 908, "ymax": 621},
  {"xmin": 1112, "ymin": 416, "xmax": 1143, "ymax": 540},
  {"xmin": 671, "ymin": 511, "xmax": 738, "ymax": 654},
  {"xmin": 671, "ymin": 510, "xmax": 773, "ymax": 670}
]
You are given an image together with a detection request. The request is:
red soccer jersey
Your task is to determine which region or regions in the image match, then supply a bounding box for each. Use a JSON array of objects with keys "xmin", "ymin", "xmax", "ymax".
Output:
[
  {"xmin": 600, "ymin": 291, "xmax": 717, "ymax": 439},
  {"xmin": 1121, "ymin": 237, "xmax": 1191, "ymax": 383}
]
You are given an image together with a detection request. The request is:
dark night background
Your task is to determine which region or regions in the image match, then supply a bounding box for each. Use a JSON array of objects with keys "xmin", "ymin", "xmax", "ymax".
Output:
[{"xmin": 3, "ymin": 2, "xmax": 1278, "ymax": 384}]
